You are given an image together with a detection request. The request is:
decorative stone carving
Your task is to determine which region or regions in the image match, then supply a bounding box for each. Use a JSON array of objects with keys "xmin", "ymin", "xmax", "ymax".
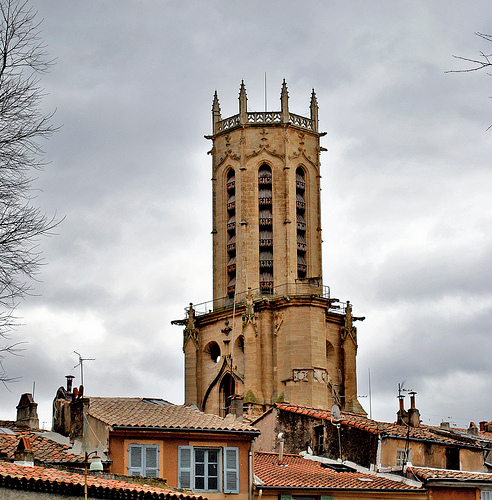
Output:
[
  {"xmin": 274, "ymin": 311, "xmax": 284, "ymax": 336},
  {"xmin": 242, "ymin": 287, "xmax": 258, "ymax": 335},
  {"xmin": 313, "ymin": 368, "xmax": 327, "ymax": 384},
  {"xmin": 293, "ymin": 369, "xmax": 309, "ymax": 382},
  {"xmin": 341, "ymin": 301, "xmax": 365, "ymax": 351}
]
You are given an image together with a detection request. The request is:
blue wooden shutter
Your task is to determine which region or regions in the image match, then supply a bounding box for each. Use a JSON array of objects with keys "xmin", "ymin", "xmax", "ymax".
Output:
[
  {"xmin": 223, "ymin": 447, "xmax": 239, "ymax": 493},
  {"xmin": 145, "ymin": 445, "xmax": 159, "ymax": 477},
  {"xmin": 128, "ymin": 444, "xmax": 143, "ymax": 476},
  {"xmin": 178, "ymin": 446, "xmax": 193, "ymax": 489}
]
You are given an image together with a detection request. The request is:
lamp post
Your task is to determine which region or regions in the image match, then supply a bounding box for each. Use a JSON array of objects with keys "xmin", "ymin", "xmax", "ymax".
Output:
[{"xmin": 84, "ymin": 451, "xmax": 103, "ymax": 500}]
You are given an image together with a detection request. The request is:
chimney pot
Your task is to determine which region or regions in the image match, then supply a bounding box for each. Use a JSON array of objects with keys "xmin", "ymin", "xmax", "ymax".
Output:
[{"xmin": 66, "ymin": 375, "xmax": 74, "ymax": 392}]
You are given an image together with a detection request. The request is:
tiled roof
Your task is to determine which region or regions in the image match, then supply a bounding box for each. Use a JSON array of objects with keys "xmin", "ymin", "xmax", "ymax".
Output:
[
  {"xmin": 0, "ymin": 424, "xmax": 82, "ymax": 463},
  {"xmin": 254, "ymin": 452, "xmax": 420, "ymax": 490},
  {"xmin": 407, "ymin": 466, "xmax": 492, "ymax": 484},
  {"xmin": 0, "ymin": 461, "xmax": 204, "ymax": 499},
  {"xmin": 88, "ymin": 398, "xmax": 259, "ymax": 434},
  {"xmin": 274, "ymin": 403, "xmax": 492, "ymax": 449}
]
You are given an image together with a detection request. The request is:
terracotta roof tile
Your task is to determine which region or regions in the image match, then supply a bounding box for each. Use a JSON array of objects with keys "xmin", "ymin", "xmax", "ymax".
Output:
[
  {"xmin": 274, "ymin": 403, "xmax": 492, "ymax": 448},
  {"xmin": 407, "ymin": 466, "xmax": 492, "ymax": 483},
  {"xmin": 0, "ymin": 461, "xmax": 203, "ymax": 499},
  {"xmin": 254, "ymin": 452, "xmax": 420, "ymax": 490},
  {"xmin": 0, "ymin": 424, "xmax": 82, "ymax": 463},
  {"xmin": 88, "ymin": 398, "xmax": 259, "ymax": 434}
]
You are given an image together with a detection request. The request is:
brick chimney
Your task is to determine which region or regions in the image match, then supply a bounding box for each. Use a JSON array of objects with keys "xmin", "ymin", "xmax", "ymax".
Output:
[
  {"xmin": 396, "ymin": 394, "xmax": 408, "ymax": 426},
  {"xmin": 15, "ymin": 393, "xmax": 39, "ymax": 430},
  {"xmin": 407, "ymin": 392, "xmax": 420, "ymax": 428}
]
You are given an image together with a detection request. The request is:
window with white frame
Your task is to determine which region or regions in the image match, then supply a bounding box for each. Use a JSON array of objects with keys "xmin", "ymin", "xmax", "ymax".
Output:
[
  {"xmin": 178, "ymin": 446, "xmax": 239, "ymax": 493},
  {"xmin": 128, "ymin": 444, "xmax": 159, "ymax": 477},
  {"xmin": 396, "ymin": 448, "xmax": 410, "ymax": 466},
  {"xmin": 482, "ymin": 491, "xmax": 492, "ymax": 500}
]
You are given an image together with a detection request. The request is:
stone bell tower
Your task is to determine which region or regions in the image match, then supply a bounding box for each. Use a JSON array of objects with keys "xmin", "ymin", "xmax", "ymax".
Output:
[{"xmin": 173, "ymin": 81, "xmax": 366, "ymax": 419}]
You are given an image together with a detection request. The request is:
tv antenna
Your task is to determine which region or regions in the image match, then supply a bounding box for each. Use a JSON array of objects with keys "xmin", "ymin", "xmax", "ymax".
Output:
[{"xmin": 73, "ymin": 351, "xmax": 95, "ymax": 388}]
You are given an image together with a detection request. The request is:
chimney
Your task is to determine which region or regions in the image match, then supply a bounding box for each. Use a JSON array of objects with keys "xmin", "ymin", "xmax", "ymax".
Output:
[
  {"xmin": 278, "ymin": 432, "xmax": 285, "ymax": 464},
  {"xmin": 440, "ymin": 421, "xmax": 451, "ymax": 430},
  {"xmin": 468, "ymin": 422, "xmax": 479, "ymax": 436},
  {"xmin": 407, "ymin": 392, "xmax": 420, "ymax": 428},
  {"xmin": 230, "ymin": 395, "xmax": 243, "ymax": 422},
  {"xmin": 14, "ymin": 437, "xmax": 34, "ymax": 467},
  {"xmin": 66, "ymin": 374, "xmax": 74, "ymax": 392},
  {"xmin": 396, "ymin": 395, "xmax": 408, "ymax": 426},
  {"xmin": 480, "ymin": 421, "xmax": 487, "ymax": 432},
  {"xmin": 16, "ymin": 393, "xmax": 39, "ymax": 430}
]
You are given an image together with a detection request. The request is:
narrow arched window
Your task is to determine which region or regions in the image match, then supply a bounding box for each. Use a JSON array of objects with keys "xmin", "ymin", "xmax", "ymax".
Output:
[
  {"xmin": 226, "ymin": 169, "xmax": 236, "ymax": 298},
  {"xmin": 296, "ymin": 167, "xmax": 307, "ymax": 278},
  {"xmin": 258, "ymin": 165, "xmax": 273, "ymax": 294}
]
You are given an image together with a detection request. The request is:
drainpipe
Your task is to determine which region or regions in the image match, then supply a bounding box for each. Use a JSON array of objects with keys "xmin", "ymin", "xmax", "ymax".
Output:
[
  {"xmin": 376, "ymin": 434, "xmax": 382, "ymax": 471},
  {"xmin": 249, "ymin": 449, "xmax": 253, "ymax": 500}
]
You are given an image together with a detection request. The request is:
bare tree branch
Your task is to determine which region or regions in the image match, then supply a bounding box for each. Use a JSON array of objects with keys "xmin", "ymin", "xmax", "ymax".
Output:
[{"xmin": 0, "ymin": 0, "xmax": 60, "ymax": 383}]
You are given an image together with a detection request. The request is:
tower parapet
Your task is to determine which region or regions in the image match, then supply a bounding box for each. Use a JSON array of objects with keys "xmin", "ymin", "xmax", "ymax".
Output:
[{"xmin": 212, "ymin": 80, "xmax": 318, "ymax": 136}]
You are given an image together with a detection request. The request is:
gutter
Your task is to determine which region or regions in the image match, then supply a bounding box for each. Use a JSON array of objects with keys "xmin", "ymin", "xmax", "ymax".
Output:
[
  {"xmin": 255, "ymin": 486, "xmax": 424, "ymax": 493},
  {"xmin": 112, "ymin": 426, "xmax": 260, "ymax": 437}
]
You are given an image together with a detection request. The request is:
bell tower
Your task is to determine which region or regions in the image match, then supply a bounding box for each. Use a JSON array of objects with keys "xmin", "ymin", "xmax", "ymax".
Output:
[{"xmin": 173, "ymin": 81, "xmax": 366, "ymax": 418}]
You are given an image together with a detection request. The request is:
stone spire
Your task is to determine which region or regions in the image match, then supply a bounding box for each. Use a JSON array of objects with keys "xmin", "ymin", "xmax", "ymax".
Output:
[
  {"xmin": 212, "ymin": 91, "xmax": 221, "ymax": 134},
  {"xmin": 239, "ymin": 80, "xmax": 247, "ymax": 125},
  {"xmin": 281, "ymin": 79, "xmax": 289, "ymax": 123},
  {"xmin": 310, "ymin": 89, "xmax": 318, "ymax": 132}
]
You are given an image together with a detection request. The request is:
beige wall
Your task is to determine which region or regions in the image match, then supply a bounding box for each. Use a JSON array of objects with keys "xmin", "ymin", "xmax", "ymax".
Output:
[{"xmin": 109, "ymin": 431, "xmax": 253, "ymax": 500}]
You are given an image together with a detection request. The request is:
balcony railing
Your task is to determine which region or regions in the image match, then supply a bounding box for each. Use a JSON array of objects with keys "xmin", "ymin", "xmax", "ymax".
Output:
[
  {"xmin": 215, "ymin": 112, "xmax": 315, "ymax": 133},
  {"xmin": 184, "ymin": 282, "xmax": 346, "ymax": 317}
]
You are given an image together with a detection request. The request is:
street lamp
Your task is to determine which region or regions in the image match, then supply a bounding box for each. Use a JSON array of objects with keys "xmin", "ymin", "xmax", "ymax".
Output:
[{"xmin": 84, "ymin": 451, "xmax": 104, "ymax": 499}]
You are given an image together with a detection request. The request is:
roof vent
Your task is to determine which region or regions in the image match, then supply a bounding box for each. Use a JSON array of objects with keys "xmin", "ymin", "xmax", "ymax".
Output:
[{"xmin": 321, "ymin": 462, "xmax": 356, "ymax": 473}]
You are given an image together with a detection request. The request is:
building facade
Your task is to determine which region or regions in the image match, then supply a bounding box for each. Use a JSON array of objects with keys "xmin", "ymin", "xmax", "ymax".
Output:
[{"xmin": 174, "ymin": 81, "xmax": 365, "ymax": 419}]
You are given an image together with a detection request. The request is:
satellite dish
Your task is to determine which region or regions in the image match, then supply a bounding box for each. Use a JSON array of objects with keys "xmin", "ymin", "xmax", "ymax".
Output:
[{"xmin": 331, "ymin": 404, "xmax": 341, "ymax": 421}]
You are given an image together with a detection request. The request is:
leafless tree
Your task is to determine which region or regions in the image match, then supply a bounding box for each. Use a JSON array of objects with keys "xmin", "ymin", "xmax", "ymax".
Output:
[
  {"xmin": 0, "ymin": 0, "xmax": 59, "ymax": 383},
  {"xmin": 447, "ymin": 32, "xmax": 492, "ymax": 73}
]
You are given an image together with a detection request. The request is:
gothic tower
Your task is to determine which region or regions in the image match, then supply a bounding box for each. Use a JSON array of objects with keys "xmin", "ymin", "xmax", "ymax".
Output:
[{"xmin": 173, "ymin": 81, "xmax": 365, "ymax": 418}]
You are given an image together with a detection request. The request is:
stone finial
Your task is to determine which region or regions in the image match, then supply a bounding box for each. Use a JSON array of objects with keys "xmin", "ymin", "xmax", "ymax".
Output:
[
  {"xmin": 212, "ymin": 91, "xmax": 221, "ymax": 134},
  {"xmin": 239, "ymin": 80, "xmax": 247, "ymax": 124},
  {"xmin": 310, "ymin": 89, "xmax": 318, "ymax": 132},
  {"xmin": 281, "ymin": 79, "xmax": 289, "ymax": 123}
]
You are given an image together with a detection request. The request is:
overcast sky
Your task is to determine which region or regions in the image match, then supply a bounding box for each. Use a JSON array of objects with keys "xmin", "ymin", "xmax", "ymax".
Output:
[{"xmin": 1, "ymin": 0, "xmax": 491, "ymax": 431}]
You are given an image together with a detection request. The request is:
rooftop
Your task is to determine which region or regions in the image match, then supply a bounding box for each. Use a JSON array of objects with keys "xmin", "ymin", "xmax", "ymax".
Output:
[
  {"xmin": 0, "ymin": 461, "xmax": 204, "ymax": 499},
  {"xmin": 254, "ymin": 452, "xmax": 421, "ymax": 491},
  {"xmin": 0, "ymin": 421, "xmax": 82, "ymax": 464},
  {"xmin": 272, "ymin": 403, "xmax": 492, "ymax": 449},
  {"xmin": 87, "ymin": 397, "xmax": 259, "ymax": 435},
  {"xmin": 407, "ymin": 466, "xmax": 492, "ymax": 484}
]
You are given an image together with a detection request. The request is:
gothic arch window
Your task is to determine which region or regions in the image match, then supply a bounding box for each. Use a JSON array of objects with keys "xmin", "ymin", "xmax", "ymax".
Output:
[
  {"xmin": 219, "ymin": 373, "xmax": 235, "ymax": 417},
  {"xmin": 258, "ymin": 164, "xmax": 273, "ymax": 294},
  {"xmin": 226, "ymin": 168, "xmax": 236, "ymax": 298},
  {"xmin": 296, "ymin": 166, "xmax": 307, "ymax": 279},
  {"xmin": 204, "ymin": 341, "xmax": 221, "ymax": 364}
]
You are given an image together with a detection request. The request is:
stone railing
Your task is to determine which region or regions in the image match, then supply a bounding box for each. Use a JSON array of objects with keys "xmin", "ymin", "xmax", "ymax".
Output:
[
  {"xmin": 185, "ymin": 282, "xmax": 347, "ymax": 317},
  {"xmin": 215, "ymin": 112, "xmax": 315, "ymax": 133}
]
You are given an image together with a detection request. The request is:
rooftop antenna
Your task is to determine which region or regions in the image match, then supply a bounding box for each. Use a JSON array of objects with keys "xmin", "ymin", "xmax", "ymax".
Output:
[
  {"xmin": 264, "ymin": 72, "xmax": 267, "ymax": 112},
  {"xmin": 73, "ymin": 351, "xmax": 95, "ymax": 388}
]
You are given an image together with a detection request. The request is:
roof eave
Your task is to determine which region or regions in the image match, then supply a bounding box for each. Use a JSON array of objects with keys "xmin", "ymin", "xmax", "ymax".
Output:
[{"xmin": 112, "ymin": 425, "xmax": 260, "ymax": 436}]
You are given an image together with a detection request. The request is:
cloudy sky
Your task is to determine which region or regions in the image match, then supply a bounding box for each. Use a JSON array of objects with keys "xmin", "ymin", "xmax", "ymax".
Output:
[{"xmin": 0, "ymin": 0, "xmax": 491, "ymax": 430}]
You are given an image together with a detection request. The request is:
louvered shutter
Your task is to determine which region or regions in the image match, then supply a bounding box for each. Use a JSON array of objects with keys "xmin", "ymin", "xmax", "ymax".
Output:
[
  {"xmin": 223, "ymin": 447, "xmax": 239, "ymax": 494},
  {"xmin": 128, "ymin": 444, "xmax": 143, "ymax": 476},
  {"xmin": 145, "ymin": 445, "xmax": 159, "ymax": 477},
  {"xmin": 178, "ymin": 446, "xmax": 193, "ymax": 489}
]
